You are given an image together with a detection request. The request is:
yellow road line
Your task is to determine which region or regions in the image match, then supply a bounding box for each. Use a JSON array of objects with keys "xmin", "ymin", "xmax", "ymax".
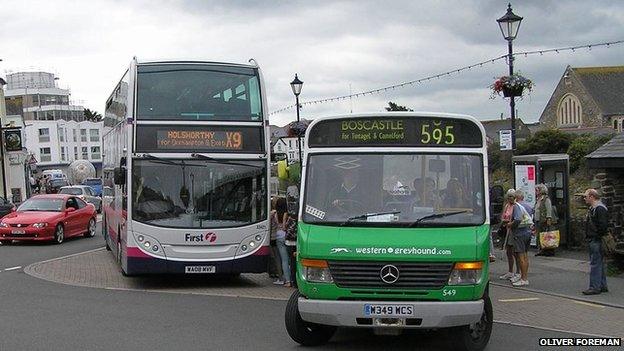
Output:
[
  {"xmin": 498, "ymin": 297, "xmax": 540, "ymax": 302},
  {"xmin": 572, "ymin": 300, "xmax": 605, "ymax": 308}
]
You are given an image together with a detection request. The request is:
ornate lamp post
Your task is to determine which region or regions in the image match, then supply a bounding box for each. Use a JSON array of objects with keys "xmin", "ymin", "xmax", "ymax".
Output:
[
  {"xmin": 497, "ymin": 3, "xmax": 523, "ymax": 153},
  {"xmin": 290, "ymin": 74, "xmax": 304, "ymax": 174}
]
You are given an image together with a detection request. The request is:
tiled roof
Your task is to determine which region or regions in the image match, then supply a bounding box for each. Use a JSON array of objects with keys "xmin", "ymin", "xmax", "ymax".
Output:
[
  {"xmin": 573, "ymin": 66, "xmax": 624, "ymax": 116},
  {"xmin": 587, "ymin": 133, "xmax": 624, "ymax": 159}
]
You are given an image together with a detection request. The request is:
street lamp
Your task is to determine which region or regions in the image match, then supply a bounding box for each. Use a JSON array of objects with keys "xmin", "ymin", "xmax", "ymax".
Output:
[
  {"xmin": 290, "ymin": 74, "xmax": 304, "ymax": 174},
  {"xmin": 497, "ymin": 3, "xmax": 523, "ymax": 153}
]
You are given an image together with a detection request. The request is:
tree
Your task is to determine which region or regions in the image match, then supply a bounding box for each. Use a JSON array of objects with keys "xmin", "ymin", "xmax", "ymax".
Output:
[
  {"xmin": 385, "ymin": 101, "xmax": 413, "ymax": 111},
  {"xmin": 567, "ymin": 133, "xmax": 613, "ymax": 173},
  {"xmin": 84, "ymin": 108, "xmax": 103, "ymax": 122},
  {"xmin": 516, "ymin": 129, "xmax": 572, "ymax": 155}
]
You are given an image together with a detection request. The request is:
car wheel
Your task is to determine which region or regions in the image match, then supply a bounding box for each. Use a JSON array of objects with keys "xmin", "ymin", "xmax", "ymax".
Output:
[
  {"xmin": 285, "ymin": 290, "xmax": 336, "ymax": 346},
  {"xmin": 53, "ymin": 224, "xmax": 64, "ymax": 244},
  {"xmin": 84, "ymin": 218, "xmax": 96, "ymax": 238}
]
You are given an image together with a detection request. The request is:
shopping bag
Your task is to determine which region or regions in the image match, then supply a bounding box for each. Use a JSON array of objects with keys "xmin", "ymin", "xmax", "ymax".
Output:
[
  {"xmin": 539, "ymin": 230, "xmax": 560, "ymax": 249},
  {"xmin": 602, "ymin": 232, "xmax": 617, "ymax": 256}
]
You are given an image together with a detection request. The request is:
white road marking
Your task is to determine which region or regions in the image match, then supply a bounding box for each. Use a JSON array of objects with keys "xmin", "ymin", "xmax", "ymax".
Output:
[
  {"xmin": 4, "ymin": 266, "xmax": 22, "ymax": 271},
  {"xmin": 572, "ymin": 300, "xmax": 606, "ymax": 309},
  {"xmin": 498, "ymin": 297, "xmax": 540, "ymax": 302}
]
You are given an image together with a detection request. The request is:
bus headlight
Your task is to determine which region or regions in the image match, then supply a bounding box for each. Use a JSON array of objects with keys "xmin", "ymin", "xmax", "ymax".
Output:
[
  {"xmin": 301, "ymin": 259, "xmax": 333, "ymax": 283},
  {"xmin": 448, "ymin": 262, "xmax": 483, "ymax": 286},
  {"xmin": 133, "ymin": 233, "xmax": 163, "ymax": 255}
]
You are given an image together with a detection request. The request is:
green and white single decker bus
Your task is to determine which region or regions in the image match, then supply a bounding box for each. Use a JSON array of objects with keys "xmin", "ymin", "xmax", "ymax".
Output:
[{"xmin": 285, "ymin": 112, "xmax": 492, "ymax": 351}]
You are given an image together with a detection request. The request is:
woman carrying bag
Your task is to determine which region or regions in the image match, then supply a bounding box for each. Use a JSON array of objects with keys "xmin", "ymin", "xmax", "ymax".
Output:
[{"xmin": 534, "ymin": 184, "xmax": 557, "ymax": 256}]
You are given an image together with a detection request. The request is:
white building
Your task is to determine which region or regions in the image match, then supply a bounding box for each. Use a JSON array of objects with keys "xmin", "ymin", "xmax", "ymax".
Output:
[
  {"xmin": 24, "ymin": 120, "xmax": 103, "ymax": 173},
  {"xmin": 3, "ymin": 71, "xmax": 103, "ymax": 179},
  {"xmin": 272, "ymin": 137, "xmax": 304, "ymax": 163}
]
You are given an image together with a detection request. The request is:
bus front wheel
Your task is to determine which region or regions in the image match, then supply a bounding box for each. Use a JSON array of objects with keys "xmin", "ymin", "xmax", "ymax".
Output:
[
  {"xmin": 448, "ymin": 296, "xmax": 493, "ymax": 351},
  {"xmin": 285, "ymin": 290, "xmax": 336, "ymax": 346}
]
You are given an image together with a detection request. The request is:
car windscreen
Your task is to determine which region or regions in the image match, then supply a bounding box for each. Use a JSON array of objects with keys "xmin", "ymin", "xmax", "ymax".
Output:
[
  {"xmin": 50, "ymin": 180, "xmax": 68, "ymax": 187},
  {"xmin": 303, "ymin": 153, "xmax": 485, "ymax": 226},
  {"xmin": 59, "ymin": 188, "xmax": 83, "ymax": 195},
  {"xmin": 83, "ymin": 179, "xmax": 102, "ymax": 185},
  {"xmin": 18, "ymin": 198, "xmax": 64, "ymax": 212}
]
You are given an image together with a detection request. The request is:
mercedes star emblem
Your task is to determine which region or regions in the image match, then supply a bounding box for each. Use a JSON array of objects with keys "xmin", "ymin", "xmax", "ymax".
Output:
[{"xmin": 380, "ymin": 264, "xmax": 400, "ymax": 284}]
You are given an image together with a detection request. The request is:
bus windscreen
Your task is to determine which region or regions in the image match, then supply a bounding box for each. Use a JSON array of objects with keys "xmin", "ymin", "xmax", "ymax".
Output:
[{"xmin": 307, "ymin": 117, "xmax": 483, "ymax": 148}]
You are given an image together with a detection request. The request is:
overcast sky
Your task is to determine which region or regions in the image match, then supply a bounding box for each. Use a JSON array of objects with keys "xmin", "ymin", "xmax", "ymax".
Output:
[{"xmin": 3, "ymin": 0, "xmax": 623, "ymax": 126}]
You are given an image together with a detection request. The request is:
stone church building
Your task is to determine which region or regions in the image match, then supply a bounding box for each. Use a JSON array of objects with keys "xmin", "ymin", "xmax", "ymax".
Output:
[{"xmin": 539, "ymin": 65, "xmax": 624, "ymax": 134}]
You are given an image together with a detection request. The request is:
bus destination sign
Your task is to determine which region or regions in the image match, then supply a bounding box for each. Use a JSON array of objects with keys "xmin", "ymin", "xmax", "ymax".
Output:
[
  {"xmin": 307, "ymin": 117, "xmax": 483, "ymax": 148},
  {"xmin": 136, "ymin": 125, "xmax": 264, "ymax": 153},
  {"xmin": 157, "ymin": 130, "xmax": 243, "ymax": 150}
]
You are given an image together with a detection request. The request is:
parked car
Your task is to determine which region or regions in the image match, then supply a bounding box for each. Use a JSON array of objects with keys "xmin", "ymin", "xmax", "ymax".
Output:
[
  {"xmin": 46, "ymin": 179, "xmax": 70, "ymax": 194},
  {"xmin": 82, "ymin": 178, "xmax": 103, "ymax": 197},
  {"xmin": 0, "ymin": 194, "xmax": 97, "ymax": 244},
  {"xmin": 59, "ymin": 186, "xmax": 102, "ymax": 213},
  {"xmin": 0, "ymin": 196, "xmax": 16, "ymax": 218}
]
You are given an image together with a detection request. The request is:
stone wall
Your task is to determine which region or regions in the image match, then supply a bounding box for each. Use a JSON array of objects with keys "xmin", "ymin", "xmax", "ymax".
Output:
[
  {"xmin": 539, "ymin": 68, "xmax": 604, "ymax": 129},
  {"xmin": 569, "ymin": 171, "xmax": 624, "ymax": 250}
]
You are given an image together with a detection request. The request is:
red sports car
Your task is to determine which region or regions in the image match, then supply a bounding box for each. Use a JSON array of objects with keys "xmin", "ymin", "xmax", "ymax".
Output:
[{"xmin": 0, "ymin": 194, "xmax": 97, "ymax": 244}]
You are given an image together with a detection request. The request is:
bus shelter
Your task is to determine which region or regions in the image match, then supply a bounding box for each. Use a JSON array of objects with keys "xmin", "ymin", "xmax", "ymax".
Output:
[{"xmin": 512, "ymin": 154, "xmax": 570, "ymax": 247}]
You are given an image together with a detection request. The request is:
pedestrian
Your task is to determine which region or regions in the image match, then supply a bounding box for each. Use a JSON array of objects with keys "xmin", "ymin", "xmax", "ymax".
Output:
[
  {"xmin": 582, "ymin": 189, "xmax": 609, "ymax": 295},
  {"xmin": 273, "ymin": 197, "xmax": 292, "ymax": 287},
  {"xmin": 498, "ymin": 189, "xmax": 520, "ymax": 281},
  {"xmin": 268, "ymin": 198, "xmax": 283, "ymax": 281},
  {"xmin": 510, "ymin": 190, "xmax": 533, "ymax": 287},
  {"xmin": 285, "ymin": 210, "xmax": 298, "ymax": 287},
  {"xmin": 534, "ymin": 184, "xmax": 555, "ymax": 256}
]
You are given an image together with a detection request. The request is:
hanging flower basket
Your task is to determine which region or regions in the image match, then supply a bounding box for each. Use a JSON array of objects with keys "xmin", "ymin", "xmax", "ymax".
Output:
[
  {"xmin": 490, "ymin": 73, "xmax": 534, "ymax": 99},
  {"xmin": 502, "ymin": 85, "xmax": 524, "ymax": 97}
]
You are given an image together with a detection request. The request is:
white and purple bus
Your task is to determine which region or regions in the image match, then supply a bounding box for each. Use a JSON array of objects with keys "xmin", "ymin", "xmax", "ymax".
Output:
[{"xmin": 102, "ymin": 58, "xmax": 270, "ymax": 275}]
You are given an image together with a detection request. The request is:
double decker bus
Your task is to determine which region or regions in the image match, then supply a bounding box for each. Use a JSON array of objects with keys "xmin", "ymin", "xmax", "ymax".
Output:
[
  {"xmin": 286, "ymin": 112, "xmax": 493, "ymax": 350},
  {"xmin": 102, "ymin": 58, "xmax": 270, "ymax": 276}
]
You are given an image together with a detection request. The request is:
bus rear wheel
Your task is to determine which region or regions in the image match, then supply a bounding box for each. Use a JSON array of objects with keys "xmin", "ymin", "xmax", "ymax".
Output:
[
  {"xmin": 448, "ymin": 296, "xmax": 493, "ymax": 351},
  {"xmin": 285, "ymin": 290, "xmax": 336, "ymax": 346}
]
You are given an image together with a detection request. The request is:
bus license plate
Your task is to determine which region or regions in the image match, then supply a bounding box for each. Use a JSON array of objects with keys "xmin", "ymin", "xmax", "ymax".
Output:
[
  {"xmin": 364, "ymin": 304, "xmax": 414, "ymax": 317},
  {"xmin": 11, "ymin": 229, "xmax": 25, "ymax": 235},
  {"xmin": 185, "ymin": 266, "xmax": 216, "ymax": 274}
]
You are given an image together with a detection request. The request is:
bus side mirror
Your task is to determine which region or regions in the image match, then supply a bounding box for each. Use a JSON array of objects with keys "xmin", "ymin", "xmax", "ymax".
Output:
[{"xmin": 114, "ymin": 167, "xmax": 126, "ymax": 185}]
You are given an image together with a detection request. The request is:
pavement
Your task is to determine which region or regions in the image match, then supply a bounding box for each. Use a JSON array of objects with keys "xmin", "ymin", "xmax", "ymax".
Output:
[
  {"xmin": 490, "ymin": 246, "xmax": 624, "ymax": 309},
  {"xmin": 24, "ymin": 247, "xmax": 624, "ymax": 339}
]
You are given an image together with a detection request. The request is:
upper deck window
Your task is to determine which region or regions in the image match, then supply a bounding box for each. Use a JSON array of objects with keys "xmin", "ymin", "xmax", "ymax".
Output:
[{"xmin": 137, "ymin": 64, "xmax": 263, "ymax": 122}]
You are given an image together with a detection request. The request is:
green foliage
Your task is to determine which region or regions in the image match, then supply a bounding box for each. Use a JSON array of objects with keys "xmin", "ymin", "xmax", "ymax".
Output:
[
  {"xmin": 385, "ymin": 102, "xmax": 413, "ymax": 111},
  {"xmin": 487, "ymin": 144, "xmax": 511, "ymax": 171},
  {"xmin": 83, "ymin": 108, "xmax": 102, "ymax": 122},
  {"xmin": 567, "ymin": 133, "xmax": 614, "ymax": 173},
  {"xmin": 516, "ymin": 129, "xmax": 572, "ymax": 155}
]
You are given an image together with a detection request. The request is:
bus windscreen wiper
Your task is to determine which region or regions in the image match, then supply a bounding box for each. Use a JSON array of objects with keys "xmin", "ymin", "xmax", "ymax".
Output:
[
  {"xmin": 409, "ymin": 210, "xmax": 470, "ymax": 227},
  {"xmin": 140, "ymin": 154, "xmax": 179, "ymax": 166},
  {"xmin": 191, "ymin": 153, "xmax": 262, "ymax": 169},
  {"xmin": 340, "ymin": 210, "xmax": 401, "ymax": 226}
]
